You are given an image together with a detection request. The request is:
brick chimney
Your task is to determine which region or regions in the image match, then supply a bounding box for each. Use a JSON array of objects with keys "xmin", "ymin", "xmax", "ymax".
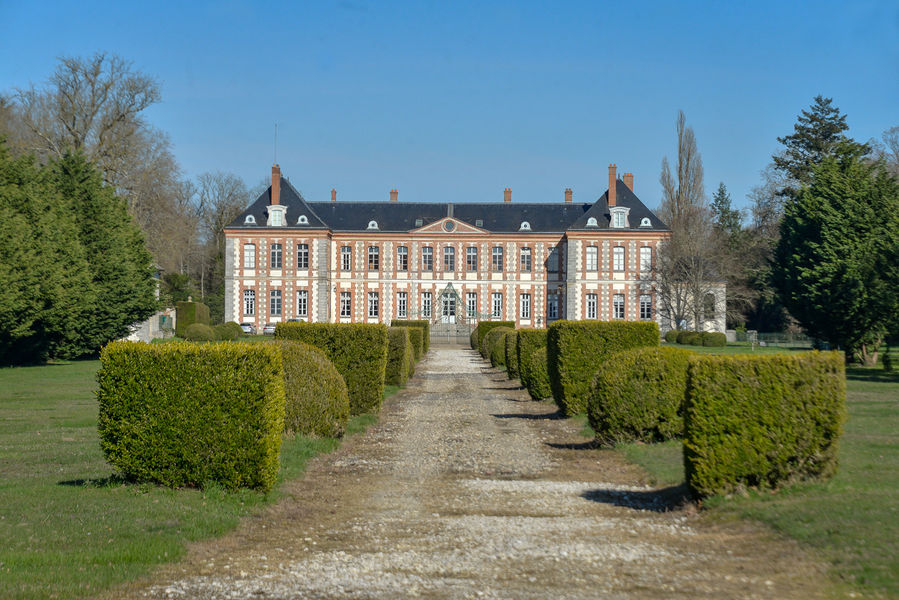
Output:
[
  {"xmin": 608, "ymin": 164, "xmax": 617, "ymax": 207},
  {"xmin": 564, "ymin": 188, "xmax": 572, "ymax": 203},
  {"xmin": 504, "ymin": 188, "xmax": 511, "ymax": 203},
  {"xmin": 390, "ymin": 189, "xmax": 398, "ymax": 203},
  {"xmin": 331, "ymin": 188, "xmax": 337, "ymax": 202},
  {"xmin": 623, "ymin": 172, "xmax": 634, "ymax": 191},
  {"xmin": 271, "ymin": 164, "xmax": 281, "ymax": 205}
]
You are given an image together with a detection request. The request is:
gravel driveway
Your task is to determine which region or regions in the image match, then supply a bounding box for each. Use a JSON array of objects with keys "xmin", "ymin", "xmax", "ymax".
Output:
[{"xmin": 114, "ymin": 345, "xmax": 829, "ymax": 599}]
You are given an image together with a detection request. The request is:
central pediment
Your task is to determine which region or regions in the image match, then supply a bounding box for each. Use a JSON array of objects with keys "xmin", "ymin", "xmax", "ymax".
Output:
[{"xmin": 411, "ymin": 217, "xmax": 487, "ymax": 235}]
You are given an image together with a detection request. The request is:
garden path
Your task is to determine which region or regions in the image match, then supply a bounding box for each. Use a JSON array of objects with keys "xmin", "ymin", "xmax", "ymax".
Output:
[{"xmin": 112, "ymin": 345, "xmax": 829, "ymax": 599}]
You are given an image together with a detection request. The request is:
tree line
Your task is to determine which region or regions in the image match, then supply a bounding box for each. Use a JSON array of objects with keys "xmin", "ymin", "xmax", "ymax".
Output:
[{"xmin": 655, "ymin": 97, "xmax": 899, "ymax": 365}]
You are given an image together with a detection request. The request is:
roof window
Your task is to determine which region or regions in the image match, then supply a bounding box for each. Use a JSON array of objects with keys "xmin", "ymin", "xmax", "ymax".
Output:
[
  {"xmin": 244, "ymin": 215, "xmax": 256, "ymax": 225},
  {"xmin": 415, "ymin": 218, "xmax": 423, "ymax": 227},
  {"xmin": 519, "ymin": 221, "xmax": 531, "ymax": 231},
  {"xmin": 610, "ymin": 206, "xmax": 630, "ymax": 229},
  {"xmin": 475, "ymin": 219, "xmax": 484, "ymax": 228},
  {"xmin": 367, "ymin": 220, "xmax": 379, "ymax": 230},
  {"xmin": 639, "ymin": 217, "xmax": 652, "ymax": 227},
  {"xmin": 586, "ymin": 217, "xmax": 599, "ymax": 228},
  {"xmin": 297, "ymin": 215, "xmax": 309, "ymax": 225}
]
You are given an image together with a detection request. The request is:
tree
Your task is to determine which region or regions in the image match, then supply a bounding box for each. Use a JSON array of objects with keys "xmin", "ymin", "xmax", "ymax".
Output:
[
  {"xmin": 710, "ymin": 182, "xmax": 742, "ymax": 238},
  {"xmin": 772, "ymin": 153, "xmax": 899, "ymax": 365}
]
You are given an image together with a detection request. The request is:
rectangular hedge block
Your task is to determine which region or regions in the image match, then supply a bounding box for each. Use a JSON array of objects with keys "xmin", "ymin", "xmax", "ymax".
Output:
[
  {"xmin": 547, "ymin": 321, "xmax": 660, "ymax": 415},
  {"xmin": 276, "ymin": 322, "xmax": 388, "ymax": 414},
  {"xmin": 175, "ymin": 300, "xmax": 210, "ymax": 337},
  {"xmin": 386, "ymin": 327, "xmax": 413, "ymax": 386},
  {"xmin": 391, "ymin": 320, "xmax": 430, "ymax": 353},
  {"xmin": 404, "ymin": 326, "xmax": 424, "ymax": 361},
  {"xmin": 516, "ymin": 328, "xmax": 547, "ymax": 389},
  {"xmin": 97, "ymin": 341, "xmax": 285, "ymax": 492},
  {"xmin": 477, "ymin": 321, "xmax": 514, "ymax": 358},
  {"xmin": 684, "ymin": 352, "xmax": 846, "ymax": 498},
  {"xmin": 504, "ymin": 330, "xmax": 520, "ymax": 379}
]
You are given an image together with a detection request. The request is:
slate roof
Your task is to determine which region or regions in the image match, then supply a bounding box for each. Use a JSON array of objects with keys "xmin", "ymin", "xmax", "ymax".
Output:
[{"xmin": 226, "ymin": 177, "xmax": 669, "ymax": 233}]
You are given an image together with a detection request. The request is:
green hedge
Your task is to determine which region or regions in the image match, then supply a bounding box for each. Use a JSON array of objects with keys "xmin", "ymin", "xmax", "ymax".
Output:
[
  {"xmin": 523, "ymin": 346, "xmax": 552, "ymax": 400},
  {"xmin": 664, "ymin": 329, "xmax": 679, "ymax": 343},
  {"xmin": 701, "ymin": 332, "xmax": 727, "ymax": 347},
  {"xmin": 487, "ymin": 327, "xmax": 513, "ymax": 367},
  {"xmin": 684, "ymin": 352, "xmax": 847, "ymax": 499},
  {"xmin": 517, "ymin": 329, "xmax": 548, "ymax": 390},
  {"xmin": 404, "ymin": 326, "xmax": 424, "ymax": 361},
  {"xmin": 275, "ymin": 322, "xmax": 389, "ymax": 415},
  {"xmin": 588, "ymin": 346, "xmax": 693, "ymax": 447},
  {"xmin": 477, "ymin": 321, "xmax": 515, "ymax": 358},
  {"xmin": 675, "ymin": 330, "xmax": 694, "ymax": 345},
  {"xmin": 547, "ymin": 321, "xmax": 660, "ymax": 416},
  {"xmin": 391, "ymin": 320, "xmax": 430, "ymax": 353},
  {"xmin": 386, "ymin": 327, "xmax": 413, "ymax": 386},
  {"xmin": 97, "ymin": 341, "xmax": 284, "ymax": 491},
  {"xmin": 185, "ymin": 323, "xmax": 216, "ymax": 341},
  {"xmin": 274, "ymin": 340, "xmax": 349, "ymax": 438},
  {"xmin": 469, "ymin": 328, "xmax": 478, "ymax": 350},
  {"xmin": 505, "ymin": 330, "xmax": 520, "ymax": 379},
  {"xmin": 175, "ymin": 300, "xmax": 210, "ymax": 337},
  {"xmin": 213, "ymin": 322, "xmax": 242, "ymax": 341}
]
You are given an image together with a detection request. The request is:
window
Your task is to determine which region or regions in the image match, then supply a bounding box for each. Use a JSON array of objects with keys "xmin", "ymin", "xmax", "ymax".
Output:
[
  {"xmin": 297, "ymin": 215, "xmax": 309, "ymax": 225},
  {"xmin": 586, "ymin": 294, "xmax": 597, "ymax": 320},
  {"xmin": 397, "ymin": 292, "xmax": 407, "ymax": 318},
  {"xmin": 243, "ymin": 289, "xmax": 255, "ymax": 315},
  {"xmin": 422, "ymin": 247, "xmax": 433, "ymax": 271},
  {"xmin": 270, "ymin": 243, "xmax": 282, "ymax": 269},
  {"xmin": 397, "ymin": 246, "xmax": 408, "ymax": 271},
  {"xmin": 414, "ymin": 218, "xmax": 423, "ymax": 227},
  {"xmin": 297, "ymin": 243, "xmax": 309, "ymax": 270},
  {"xmin": 586, "ymin": 217, "xmax": 599, "ymax": 227},
  {"xmin": 475, "ymin": 219, "xmax": 484, "ymax": 228},
  {"xmin": 271, "ymin": 211, "xmax": 284, "ymax": 226},
  {"xmin": 368, "ymin": 292, "xmax": 379, "ymax": 318},
  {"xmin": 547, "ymin": 294, "xmax": 558, "ymax": 320},
  {"xmin": 244, "ymin": 215, "xmax": 256, "ymax": 225},
  {"xmin": 520, "ymin": 293, "xmax": 531, "ymax": 319},
  {"xmin": 613, "ymin": 246, "xmax": 625, "ymax": 271},
  {"xmin": 270, "ymin": 289, "xmax": 282, "ymax": 316},
  {"xmin": 613, "ymin": 212, "xmax": 626, "ymax": 228},
  {"xmin": 421, "ymin": 292, "xmax": 432, "ymax": 318},
  {"xmin": 341, "ymin": 246, "xmax": 352, "ymax": 271},
  {"xmin": 466, "ymin": 292, "xmax": 477, "ymax": 317},
  {"xmin": 639, "ymin": 294, "xmax": 652, "ymax": 320},
  {"xmin": 492, "ymin": 246, "xmax": 503, "ymax": 272},
  {"xmin": 367, "ymin": 220, "xmax": 378, "ymax": 230},
  {"xmin": 586, "ymin": 246, "xmax": 598, "ymax": 271},
  {"xmin": 492, "ymin": 293, "xmax": 503, "ymax": 318},
  {"xmin": 243, "ymin": 244, "xmax": 256, "ymax": 268},
  {"xmin": 547, "ymin": 247, "xmax": 559, "ymax": 272},
  {"xmin": 520, "ymin": 247, "xmax": 532, "ymax": 272},
  {"xmin": 297, "ymin": 290, "xmax": 308, "ymax": 318},
  {"xmin": 466, "ymin": 247, "xmax": 478, "ymax": 271},
  {"xmin": 368, "ymin": 246, "xmax": 379, "ymax": 271},
  {"xmin": 519, "ymin": 221, "xmax": 531, "ymax": 231},
  {"xmin": 340, "ymin": 292, "xmax": 351, "ymax": 318},
  {"xmin": 704, "ymin": 293, "xmax": 716, "ymax": 322},
  {"xmin": 613, "ymin": 294, "xmax": 625, "ymax": 319},
  {"xmin": 640, "ymin": 217, "xmax": 652, "ymax": 227},
  {"xmin": 640, "ymin": 246, "xmax": 652, "ymax": 272},
  {"xmin": 443, "ymin": 246, "xmax": 455, "ymax": 271}
]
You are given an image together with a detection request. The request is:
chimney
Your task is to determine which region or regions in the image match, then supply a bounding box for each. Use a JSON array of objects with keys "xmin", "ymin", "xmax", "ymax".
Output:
[
  {"xmin": 504, "ymin": 187, "xmax": 511, "ymax": 203},
  {"xmin": 331, "ymin": 188, "xmax": 337, "ymax": 202},
  {"xmin": 271, "ymin": 164, "xmax": 281, "ymax": 205},
  {"xmin": 608, "ymin": 164, "xmax": 617, "ymax": 207},
  {"xmin": 623, "ymin": 172, "xmax": 634, "ymax": 192},
  {"xmin": 564, "ymin": 188, "xmax": 572, "ymax": 203},
  {"xmin": 390, "ymin": 189, "xmax": 398, "ymax": 203}
]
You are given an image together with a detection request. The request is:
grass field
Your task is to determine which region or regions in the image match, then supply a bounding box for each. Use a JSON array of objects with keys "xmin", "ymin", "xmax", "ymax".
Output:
[
  {"xmin": 0, "ymin": 360, "xmax": 384, "ymax": 600},
  {"xmin": 615, "ymin": 348, "xmax": 899, "ymax": 598}
]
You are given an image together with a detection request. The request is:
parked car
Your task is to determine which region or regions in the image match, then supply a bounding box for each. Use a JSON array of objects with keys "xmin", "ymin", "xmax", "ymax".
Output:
[
  {"xmin": 240, "ymin": 322, "xmax": 257, "ymax": 335},
  {"xmin": 262, "ymin": 323, "xmax": 277, "ymax": 335}
]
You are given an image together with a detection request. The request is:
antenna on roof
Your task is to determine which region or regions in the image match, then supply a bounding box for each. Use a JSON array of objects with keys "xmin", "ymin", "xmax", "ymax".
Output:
[{"xmin": 273, "ymin": 123, "xmax": 278, "ymax": 164}]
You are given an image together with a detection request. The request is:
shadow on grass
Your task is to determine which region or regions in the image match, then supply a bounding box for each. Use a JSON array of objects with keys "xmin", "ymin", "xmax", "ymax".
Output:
[
  {"xmin": 58, "ymin": 474, "xmax": 128, "ymax": 488},
  {"xmin": 546, "ymin": 440, "xmax": 597, "ymax": 450},
  {"xmin": 845, "ymin": 367, "xmax": 899, "ymax": 384},
  {"xmin": 581, "ymin": 483, "xmax": 691, "ymax": 512}
]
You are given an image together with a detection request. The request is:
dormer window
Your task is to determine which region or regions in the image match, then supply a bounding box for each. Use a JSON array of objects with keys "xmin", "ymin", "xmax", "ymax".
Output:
[
  {"xmin": 367, "ymin": 220, "xmax": 379, "ymax": 230},
  {"xmin": 267, "ymin": 205, "xmax": 287, "ymax": 227},
  {"xmin": 297, "ymin": 215, "xmax": 309, "ymax": 225},
  {"xmin": 415, "ymin": 218, "xmax": 423, "ymax": 227},
  {"xmin": 519, "ymin": 221, "xmax": 531, "ymax": 231},
  {"xmin": 244, "ymin": 215, "xmax": 256, "ymax": 225},
  {"xmin": 475, "ymin": 219, "xmax": 484, "ymax": 228},
  {"xmin": 610, "ymin": 206, "xmax": 630, "ymax": 229},
  {"xmin": 639, "ymin": 217, "xmax": 652, "ymax": 227},
  {"xmin": 586, "ymin": 217, "xmax": 599, "ymax": 228}
]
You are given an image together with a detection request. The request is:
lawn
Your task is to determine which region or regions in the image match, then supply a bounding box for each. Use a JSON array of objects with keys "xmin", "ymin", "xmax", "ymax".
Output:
[
  {"xmin": 615, "ymin": 352, "xmax": 899, "ymax": 598},
  {"xmin": 0, "ymin": 360, "xmax": 382, "ymax": 600}
]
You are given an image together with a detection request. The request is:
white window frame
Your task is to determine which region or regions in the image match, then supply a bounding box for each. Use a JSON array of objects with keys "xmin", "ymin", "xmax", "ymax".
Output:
[
  {"xmin": 297, "ymin": 243, "xmax": 309, "ymax": 270},
  {"xmin": 270, "ymin": 243, "xmax": 283, "ymax": 269},
  {"xmin": 296, "ymin": 290, "xmax": 308, "ymax": 318},
  {"xmin": 243, "ymin": 289, "xmax": 255, "ymax": 316},
  {"xmin": 639, "ymin": 294, "xmax": 652, "ymax": 320},
  {"xmin": 613, "ymin": 293, "xmax": 625, "ymax": 319},
  {"xmin": 397, "ymin": 246, "xmax": 408, "ymax": 271},
  {"xmin": 243, "ymin": 244, "xmax": 256, "ymax": 269},
  {"xmin": 613, "ymin": 246, "xmax": 625, "ymax": 272},
  {"xmin": 422, "ymin": 247, "xmax": 433, "ymax": 271},
  {"xmin": 466, "ymin": 292, "xmax": 477, "ymax": 317},
  {"xmin": 466, "ymin": 247, "xmax": 478, "ymax": 271},
  {"xmin": 492, "ymin": 247, "xmax": 503, "ymax": 272},
  {"xmin": 270, "ymin": 289, "xmax": 282, "ymax": 316},
  {"xmin": 547, "ymin": 294, "xmax": 558, "ymax": 320},
  {"xmin": 586, "ymin": 293, "xmax": 597, "ymax": 320},
  {"xmin": 520, "ymin": 293, "xmax": 531, "ymax": 320},
  {"xmin": 640, "ymin": 246, "xmax": 652, "ymax": 272},
  {"xmin": 368, "ymin": 292, "xmax": 379, "ymax": 318},
  {"xmin": 443, "ymin": 246, "xmax": 455, "ymax": 271},
  {"xmin": 421, "ymin": 292, "xmax": 432, "ymax": 318},
  {"xmin": 397, "ymin": 292, "xmax": 407, "ymax": 318},
  {"xmin": 368, "ymin": 246, "xmax": 380, "ymax": 271},
  {"xmin": 586, "ymin": 246, "xmax": 598, "ymax": 271},
  {"xmin": 341, "ymin": 246, "xmax": 352, "ymax": 271},
  {"xmin": 520, "ymin": 247, "xmax": 532, "ymax": 272},
  {"xmin": 492, "ymin": 292, "xmax": 503, "ymax": 318},
  {"xmin": 339, "ymin": 292, "xmax": 351, "ymax": 318}
]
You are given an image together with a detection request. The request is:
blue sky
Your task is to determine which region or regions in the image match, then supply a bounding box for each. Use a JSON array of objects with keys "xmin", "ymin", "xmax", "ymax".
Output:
[{"xmin": 1, "ymin": 1, "xmax": 896, "ymax": 212}]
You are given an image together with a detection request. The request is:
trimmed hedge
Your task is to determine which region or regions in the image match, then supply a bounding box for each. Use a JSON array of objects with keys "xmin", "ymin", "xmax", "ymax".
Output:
[
  {"xmin": 274, "ymin": 340, "xmax": 349, "ymax": 438},
  {"xmin": 517, "ymin": 329, "xmax": 548, "ymax": 390},
  {"xmin": 547, "ymin": 321, "xmax": 660, "ymax": 416},
  {"xmin": 684, "ymin": 352, "xmax": 847, "ymax": 498},
  {"xmin": 470, "ymin": 328, "xmax": 478, "ymax": 350},
  {"xmin": 664, "ymin": 330, "xmax": 679, "ymax": 343},
  {"xmin": 588, "ymin": 346, "xmax": 693, "ymax": 447},
  {"xmin": 505, "ymin": 330, "xmax": 520, "ymax": 379},
  {"xmin": 184, "ymin": 323, "xmax": 216, "ymax": 341},
  {"xmin": 404, "ymin": 326, "xmax": 424, "ymax": 361},
  {"xmin": 675, "ymin": 330, "xmax": 694, "ymax": 345},
  {"xmin": 523, "ymin": 346, "xmax": 552, "ymax": 400},
  {"xmin": 391, "ymin": 320, "xmax": 430, "ymax": 353},
  {"xmin": 214, "ymin": 322, "xmax": 242, "ymax": 341},
  {"xmin": 175, "ymin": 300, "xmax": 210, "ymax": 337},
  {"xmin": 477, "ymin": 321, "xmax": 515, "ymax": 358},
  {"xmin": 386, "ymin": 327, "xmax": 413, "ymax": 386},
  {"xmin": 97, "ymin": 341, "xmax": 284, "ymax": 491},
  {"xmin": 275, "ymin": 322, "xmax": 389, "ymax": 415},
  {"xmin": 487, "ymin": 327, "xmax": 513, "ymax": 367},
  {"xmin": 701, "ymin": 331, "xmax": 727, "ymax": 347}
]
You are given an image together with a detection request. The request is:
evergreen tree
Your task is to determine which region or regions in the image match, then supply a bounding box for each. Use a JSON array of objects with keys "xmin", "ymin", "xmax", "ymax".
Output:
[
  {"xmin": 772, "ymin": 153, "xmax": 899, "ymax": 365},
  {"xmin": 710, "ymin": 182, "xmax": 742, "ymax": 238},
  {"xmin": 51, "ymin": 152, "xmax": 158, "ymax": 352}
]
